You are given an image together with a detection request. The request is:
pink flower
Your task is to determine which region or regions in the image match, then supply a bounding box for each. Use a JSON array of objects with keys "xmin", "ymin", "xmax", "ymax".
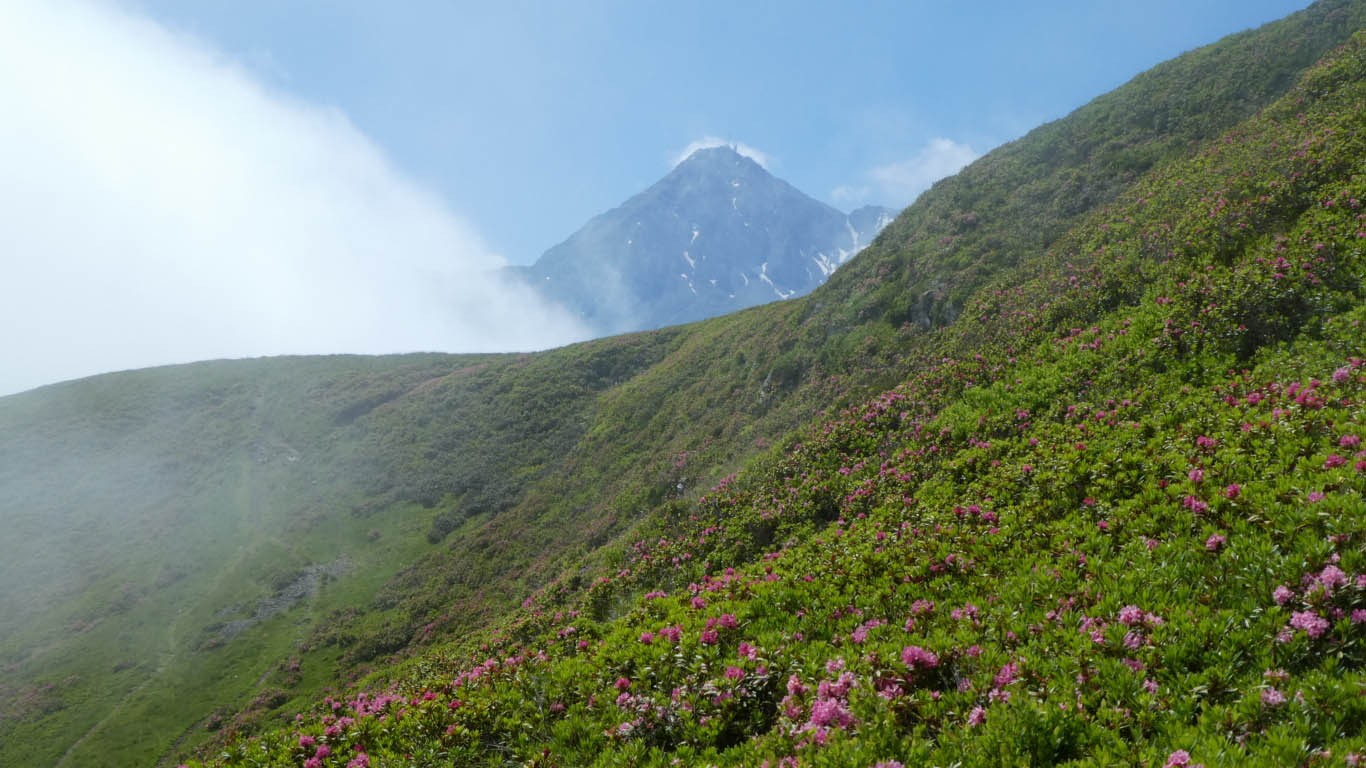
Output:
[
  {"xmin": 901, "ymin": 645, "xmax": 939, "ymax": 670},
  {"xmin": 724, "ymin": 665, "xmax": 745, "ymax": 681},
  {"xmin": 639, "ymin": 631, "xmax": 654, "ymax": 644},
  {"xmin": 994, "ymin": 662, "xmax": 1021, "ymax": 688},
  {"xmin": 1325, "ymin": 454, "xmax": 1347, "ymax": 468},
  {"xmin": 807, "ymin": 697, "xmax": 856, "ymax": 729},
  {"xmin": 1261, "ymin": 687, "xmax": 1286, "ymax": 707},
  {"xmin": 1204, "ymin": 533, "xmax": 1226, "ymax": 552},
  {"xmin": 1290, "ymin": 610, "xmax": 1330, "ymax": 638},
  {"xmin": 1318, "ymin": 564, "xmax": 1348, "ymax": 591},
  {"xmin": 1340, "ymin": 434, "xmax": 1361, "ymax": 448},
  {"xmin": 615, "ymin": 677, "xmax": 631, "ymax": 691},
  {"xmin": 700, "ymin": 629, "xmax": 719, "ymax": 645},
  {"xmin": 967, "ymin": 706, "xmax": 987, "ymax": 726},
  {"xmin": 1117, "ymin": 605, "xmax": 1145, "ymax": 626},
  {"xmin": 1165, "ymin": 750, "xmax": 1194, "ymax": 767},
  {"xmin": 1273, "ymin": 585, "xmax": 1295, "ymax": 605},
  {"xmin": 1188, "ymin": 468, "xmax": 1204, "ymax": 483},
  {"xmin": 1224, "ymin": 483, "xmax": 1241, "ymax": 499}
]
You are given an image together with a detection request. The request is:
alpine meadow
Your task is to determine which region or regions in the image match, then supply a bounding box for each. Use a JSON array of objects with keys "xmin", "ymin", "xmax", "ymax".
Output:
[{"xmin": 1, "ymin": 2, "xmax": 1364, "ymax": 766}]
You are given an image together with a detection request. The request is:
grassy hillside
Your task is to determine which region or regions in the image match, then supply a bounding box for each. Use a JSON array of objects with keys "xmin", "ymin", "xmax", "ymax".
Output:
[
  {"xmin": 187, "ymin": 24, "xmax": 1366, "ymax": 766},
  {"xmin": 0, "ymin": 2, "xmax": 1362, "ymax": 766}
]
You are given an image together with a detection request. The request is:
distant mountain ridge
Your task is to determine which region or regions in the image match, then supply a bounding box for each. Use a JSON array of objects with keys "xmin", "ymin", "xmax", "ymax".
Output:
[{"xmin": 508, "ymin": 146, "xmax": 896, "ymax": 335}]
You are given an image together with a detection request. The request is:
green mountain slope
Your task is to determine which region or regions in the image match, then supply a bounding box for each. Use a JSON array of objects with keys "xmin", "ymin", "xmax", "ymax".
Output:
[
  {"xmin": 190, "ymin": 24, "xmax": 1366, "ymax": 767},
  {"xmin": 0, "ymin": 2, "xmax": 1362, "ymax": 766}
]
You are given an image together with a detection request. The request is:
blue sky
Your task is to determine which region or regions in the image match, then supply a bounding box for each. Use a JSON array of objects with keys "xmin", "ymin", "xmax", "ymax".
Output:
[
  {"xmin": 0, "ymin": 0, "xmax": 1314, "ymax": 395},
  {"xmin": 130, "ymin": 0, "xmax": 1309, "ymax": 263}
]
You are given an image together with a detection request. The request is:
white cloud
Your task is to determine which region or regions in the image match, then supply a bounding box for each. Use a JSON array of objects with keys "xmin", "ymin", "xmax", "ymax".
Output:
[
  {"xmin": 670, "ymin": 136, "xmax": 772, "ymax": 169},
  {"xmin": 0, "ymin": 0, "xmax": 590, "ymax": 397},
  {"xmin": 834, "ymin": 138, "xmax": 981, "ymax": 207}
]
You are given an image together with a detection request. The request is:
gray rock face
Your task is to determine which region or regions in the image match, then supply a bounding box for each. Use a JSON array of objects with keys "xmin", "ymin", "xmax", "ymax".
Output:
[{"xmin": 509, "ymin": 146, "xmax": 896, "ymax": 335}]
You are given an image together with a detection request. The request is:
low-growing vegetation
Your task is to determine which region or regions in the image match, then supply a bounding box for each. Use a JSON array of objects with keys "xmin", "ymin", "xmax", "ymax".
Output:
[{"xmin": 1, "ymin": 3, "xmax": 1363, "ymax": 766}]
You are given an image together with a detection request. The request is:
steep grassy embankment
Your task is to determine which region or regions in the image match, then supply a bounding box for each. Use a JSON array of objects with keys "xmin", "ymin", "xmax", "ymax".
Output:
[
  {"xmin": 189, "ymin": 25, "xmax": 1366, "ymax": 767},
  {"xmin": 1, "ymin": 2, "xmax": 1363, "ymax": 766}
]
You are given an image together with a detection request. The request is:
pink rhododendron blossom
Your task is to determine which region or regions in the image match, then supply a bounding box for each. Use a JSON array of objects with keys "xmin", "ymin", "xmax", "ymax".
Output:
[
  {"xmin": 1318, "ymin": 564, "xmax": 1347, "ymax": 591},
  {"xmin": 901, "ymin": 645, "xmax": 939, "ymax": 669},
  {"xmin": 807, "ymin": 697, "xmax": 856, "ymax": 729},
  {"xmin": 1290, "ymin": 610, "xmax": 1330, "ymax": 638}
]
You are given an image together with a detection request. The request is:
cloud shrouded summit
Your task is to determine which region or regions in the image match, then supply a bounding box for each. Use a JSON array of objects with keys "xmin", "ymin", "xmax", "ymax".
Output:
[
  {"xmin": 0, "ymin": 0, "xmax": 589, "ymax": 397},
  {"xmin": 671, "ymin": 137, "xmax": 772, "ymax": 169}
]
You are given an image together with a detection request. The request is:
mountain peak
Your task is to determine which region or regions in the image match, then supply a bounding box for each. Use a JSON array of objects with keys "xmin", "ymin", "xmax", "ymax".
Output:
[
  {"xmin": 675, "ymin": 144, "xmax": 767, "ymax": 173},
  {"xmin": 511, "ymin": 147, "xmax": 896, "ymax": 335}
]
